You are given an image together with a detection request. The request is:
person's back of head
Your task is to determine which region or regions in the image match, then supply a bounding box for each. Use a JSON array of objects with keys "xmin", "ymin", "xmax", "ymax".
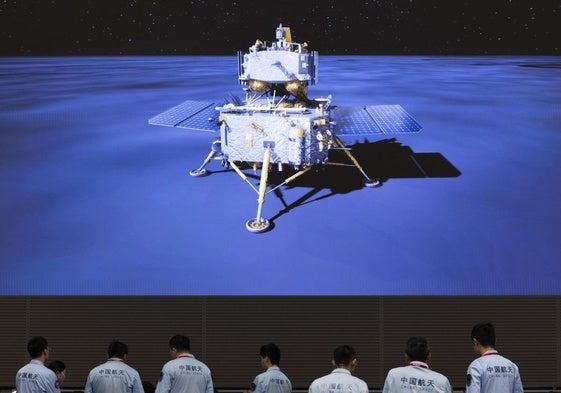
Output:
[
  {"xmin": 27, "ymin": 336, "xmax": 49, "ymax": 359},
  {"xmin": 169, "ymin": 335, "xmax": 191, "ymax": 352},
  {"xmin": 471, "ymin": 322, "xmax": 496, "ymax": 347},
  {"xmin": 48, "ymin": 360, "xmax": 67, "ymax": 386},
  {"xmin": 405, "ymin": 337, "xmax": 430, "ymax": 362},
  {"xmin": 333, "ymin": 345, "xmax": 356, "ymax": 367},
  {"xmin": 108, "ymin": 340, "xmax": 129, "ymax": 359},
  {"xmin": 48, "ymin": 360, "xmax": 66, "ymax": 373},
  {"xmin": 142, "ymin": 380, "xmax": 156, "ymax": 393},
  {"xmin": 260, "ymin": 343, "xmax": 281, "ymax": 365}
]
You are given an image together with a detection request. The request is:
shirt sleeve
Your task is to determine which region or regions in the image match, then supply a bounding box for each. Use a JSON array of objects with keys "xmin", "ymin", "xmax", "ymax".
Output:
[
  {"xmin": 465, "ymin": 363, "xmax": 482, "ymax": 393},
  {"xmin": 360, "ymin": 380, "xmax": 369, "ymax": 393},
  {"xmin": 84, "ymin": 373, "xmax": 92, "ymax": 393},
  {"xmin": 444, "ymin": 377, "xmax": 453, "ymax": 393},
  {"xmin": 381, "ymin": 373, "xmax": 392, "ymax": 393},
  {"xmin": 43, "ymin": 370, "xmax": 61, "ymax": 393},
  {"xmin": 513, "ymin": 370, "xmax": 524, "ymax": 393},
  {"xmin": 308, "ymin": 381, "xmax": 317, "ymax": 393},
  {"xmin": 133, "ymin": 373, "xmax": 146, "ymax": 393},
  {"xmin": 206, "ymin": 373, "xmax": 214, "ymax": 393},
  {"xmin": 250, "ymin": 376, "xmax": 262, "ymax": 393},
  {"xmin": 155, "ymin": 367, "xmax": 172, "ymax": 393}
]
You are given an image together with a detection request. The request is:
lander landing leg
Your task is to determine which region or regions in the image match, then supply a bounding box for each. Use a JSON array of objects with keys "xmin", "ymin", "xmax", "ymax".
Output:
[
  {"xmin": 228, "ymin": 147, "xmax": 314, "ymax": 233},
  {"xmin": 333, "ymin": 136, "xmax": 380, "ymax": 187},
  {"xmin": 189, "ymin": 140, "xmax": 222, "ymax": 177},
  {"xmin": 245, "ymin": 146, "xmax": 272, "ymax": 233}
]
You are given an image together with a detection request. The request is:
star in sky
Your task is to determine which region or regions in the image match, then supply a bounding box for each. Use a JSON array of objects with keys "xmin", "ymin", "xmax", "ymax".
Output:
[{"xmin": 0, "ymin": 0, "xmax": 559, "ymax": 55}]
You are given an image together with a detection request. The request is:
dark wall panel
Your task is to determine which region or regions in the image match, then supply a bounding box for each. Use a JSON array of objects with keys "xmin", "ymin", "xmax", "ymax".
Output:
[
  {"xmin": 0, "ymin": 296, "xmax": 559, "ymax": 390},
  {"xmin": 0, "ymin": 297, "xmax": 29, "ymax": 384},
  {"xmin": 204, "ymin": 297, "xmax": 381, "ymax": 388},
  {"xmin": 380, "ymin": 297, "xmax": 560, "ymax": 387}
]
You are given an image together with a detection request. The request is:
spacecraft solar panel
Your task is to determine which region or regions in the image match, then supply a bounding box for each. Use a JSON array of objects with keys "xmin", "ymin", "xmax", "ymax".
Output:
[
  {"xmin": 148, "ymin": 100, "xmax": 220, "ymax": 132},
  {"xmin": 334, "ymin": 105, "xmax": 422, "ymax": 136}
]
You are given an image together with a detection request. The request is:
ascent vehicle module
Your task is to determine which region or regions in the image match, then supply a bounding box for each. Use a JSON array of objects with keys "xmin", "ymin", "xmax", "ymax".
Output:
[{"xmin": 149, "ymin": 24, "xmax": 422, "ymax": 232}]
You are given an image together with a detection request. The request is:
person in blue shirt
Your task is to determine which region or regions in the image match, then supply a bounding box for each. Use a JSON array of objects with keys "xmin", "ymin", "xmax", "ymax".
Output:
[
  {"xmin": 466, "ymin": 322, "xmax": 524, "ymax": 393},
  {"xmin": 250, "ymin": 343, "xmax": 292, "ymax": 393},
  {"xmin": 16, "ymin": 336, "xmax": 60, "ymax": 393},
  {"xmin": 84, "ymin": 340, "xmax": 145, "ymax": 393},
  {"xmin": 308, "ymin": 345, "xmax": 369, "ymax": 393},
  {"xmin": 155, "ymin": 335, "xmax": 214, "ymax": 393}
]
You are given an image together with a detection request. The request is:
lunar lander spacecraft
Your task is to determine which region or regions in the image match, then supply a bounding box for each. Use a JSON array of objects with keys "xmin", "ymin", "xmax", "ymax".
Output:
[{"xmin": 149, "ymin": 24, "xmax": 422, "ymax": 232}]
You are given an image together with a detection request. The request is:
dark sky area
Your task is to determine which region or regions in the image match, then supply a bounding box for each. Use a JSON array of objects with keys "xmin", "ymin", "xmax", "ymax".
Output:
[{"xmin": 1, "ymin": 0, "xmax": 560, "ymax": 56}]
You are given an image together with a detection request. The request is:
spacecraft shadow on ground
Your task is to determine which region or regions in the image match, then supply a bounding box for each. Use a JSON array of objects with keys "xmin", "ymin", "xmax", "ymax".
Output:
[
  {"xmin": 214, "ymin": 137, "xmax": 461, "ymax": 189},
  {"xmin": 218, "ymin": 137, "xmax": 461, "ymax": 224}
]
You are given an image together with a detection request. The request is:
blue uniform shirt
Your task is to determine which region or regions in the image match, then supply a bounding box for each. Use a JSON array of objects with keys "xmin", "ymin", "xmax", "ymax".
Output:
[
  {"xmin": 250, "ymin": 366, "xmax": 292, "ymax": 393},
  {"xmin": 155, "ymin": 353, "xmax": 213, "ymax": 393},
  {"xmin": 16, "ymin": 359, "xmax": 61, "ymax": 393},
  {"xmin": 84, "ymin": 358, "xmax": 145, "ymax": 393},
  {"xmin": 308, "ymin": 368, "xmax": 368, "ymax": 393},
  {"xmin": 382, "ymin": 361, "xmax": 452, "ymax": 393},
  {"xmin": 466, "ymin": 350, "xmax": 524, "ymax": 393}
]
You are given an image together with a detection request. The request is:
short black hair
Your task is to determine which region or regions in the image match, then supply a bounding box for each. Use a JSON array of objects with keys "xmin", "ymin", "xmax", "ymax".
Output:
[
  {"xmin": 27, "ymin": 336, "xmax": 49, "ymax": 358},
  {"xmin": 471, "ymin": 322, "xmax": 496, "ymax": 347},
  {"xmin": 48, "ymin": 360, "xmax": 66, "ymax": 373},
  {"xmin": 142, "ymin": 381, "xmax": 156, "ymax": 393},
  {"xmin": 107, "ymin": 340, "xmax": 129, "ymax": 358},
  {"xmin": 260, "ymin": 343, "xmax": 281, "ymax": 365},
  {"xmin": 405, "ymin": 337, "xmax": 430, "ymax": 362},
  {"xmin": 333, "ymin": 345, "xmax": 356, "ymax": 366},
  {"xmin": 169, "ymin": 335, "xmax": 190, "ymax": 351}
]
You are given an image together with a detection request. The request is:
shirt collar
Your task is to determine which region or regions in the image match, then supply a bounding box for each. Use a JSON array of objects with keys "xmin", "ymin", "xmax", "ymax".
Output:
[
  {"xmin": 409, "ymin": 361, "xmax": 429, "ymax": 369},
  {"xmin": 482, "ymin": 350, "xmax": 499, "ymax": 356},
  {"xmin": 30, "ymin": 359, "xmax": 44, "ymax": 365},
  {"xmin": 331, "ymin": 368, "xmax": 351, "ymax": 375}
]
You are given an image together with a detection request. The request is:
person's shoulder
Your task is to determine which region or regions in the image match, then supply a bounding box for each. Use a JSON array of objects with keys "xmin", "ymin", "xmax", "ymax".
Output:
[
  {"xmin": 16, "ymin": 362, "xmax": 30, "ymax": 373},
  {"xmin": 385, "ymin": 365, "xmax": 406, "ymax": 375},
  {"xmin": 269, "ymin": 366, "xmax": 287, "ymax": 374},
  {"xmin": 162, "ymin": 358, "xmax": 178, "ymax": 368},
  {"xmin": 425, "ymin": 367, "xmax": 445, "ymax": 375},
  {"xmin": 88, "ymin": 362, "xmax": 108, "ymax": 374},
  {"xmin": 310, "ymin": 373, "xmax": 330, "ymax": 385},
  {"xmin": 123, "ymin": 362, "xmax": 141, "ymax": 373},
  {"xmin": 129, "ymin": 366, "xmax": 143, "ymax": 378},
  {"xmin": 272, "ymin": 368, "xmax": 290, "ymax": 382},
  {"xmin": 498, "ymin": 354, "xmax": 516, "ymax": 363},
  {"xmin": 429, "ymin": 369, "xmax": 451, "ymax": 381},
  {"xmin": 89, "ymin": 362, "xmax": 103, "ymax": 371},
  {"xmin": 467, "ymin": 356, "xmax": 482, "ymax": 369},
  {"xmin": 309, "ymin": 375, "xmax": 324, "ymax": 385},
  {"xmin": 351, "ymin": 374, "xmax": 368, "ymax": 384},
  {"xmin": 195, "ymin": 358, "xmax": 212, "ymax": 371},
  {"xmin": 499, "ymin": 355, "xmax": 520, "ymax": 369}
]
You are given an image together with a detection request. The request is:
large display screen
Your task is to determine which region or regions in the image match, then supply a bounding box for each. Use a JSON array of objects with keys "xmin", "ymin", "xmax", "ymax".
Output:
[{"xmin": 1, "ymin": 55, "xmax": 560, "ymax": 295}]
